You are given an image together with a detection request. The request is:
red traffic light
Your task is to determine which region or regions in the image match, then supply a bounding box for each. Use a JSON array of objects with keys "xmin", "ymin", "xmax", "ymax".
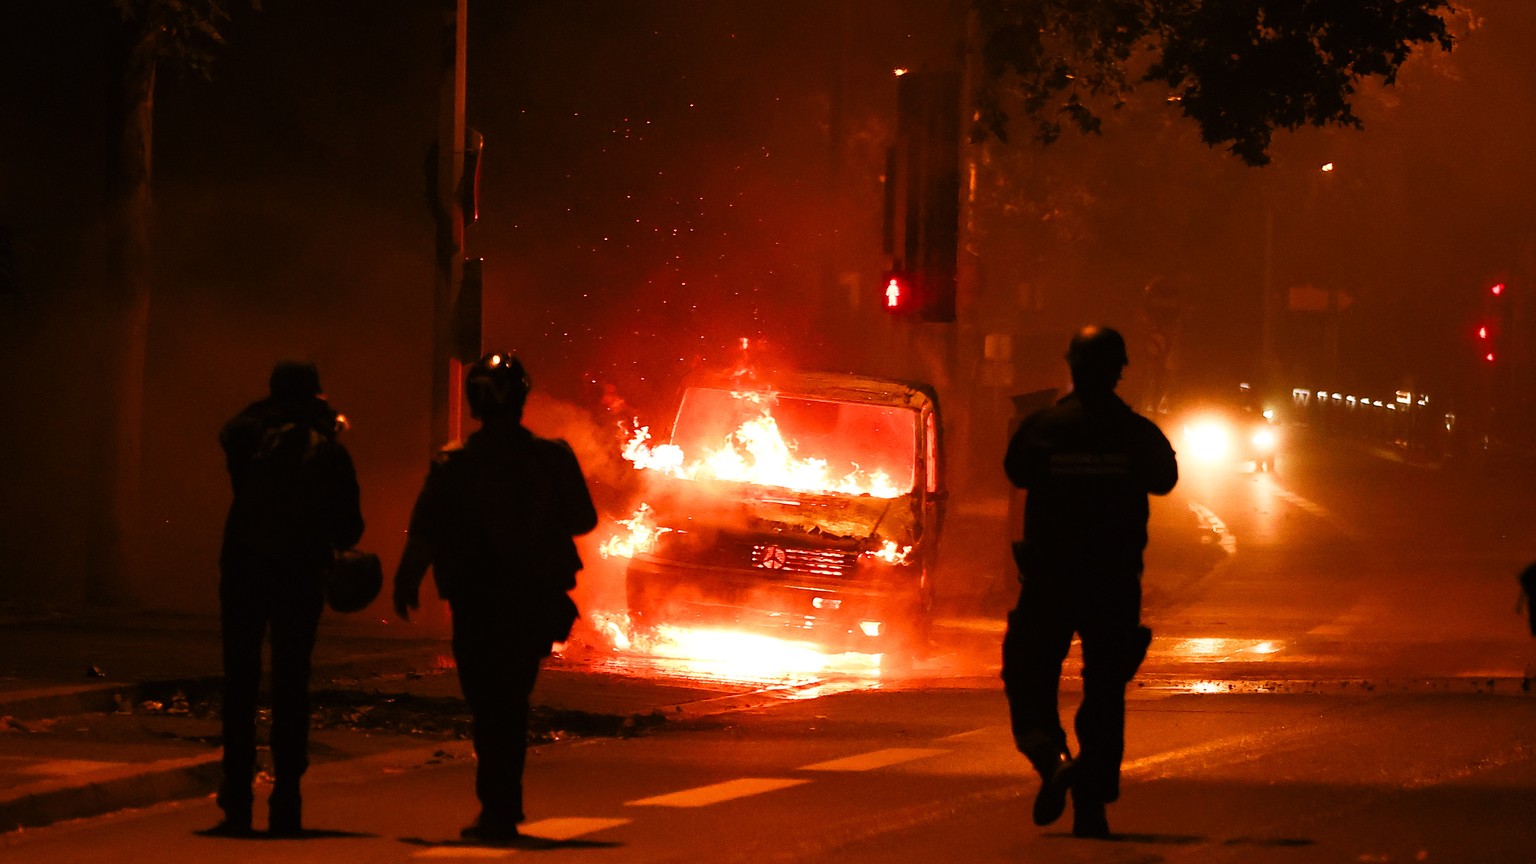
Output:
[
  {"xmin": 1492, "ymin": 282, "xmax": 1505, "ymax": 296},
  {"xmin": 882, "ymin": 271, "xmax": 918, "ymax": 313}
]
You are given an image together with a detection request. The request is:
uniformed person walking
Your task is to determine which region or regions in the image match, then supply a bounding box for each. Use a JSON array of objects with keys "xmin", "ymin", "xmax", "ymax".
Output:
[
  {"xmin": 393, "ymin": 352, "xmax": 598, "ymax": 843},
  {"xmin": 1002, "ymin": 326, "xmax": 1178, "ymax": 838},
  {"xmin": 216, "ymin": 361, "xmax": 364, "ymax": 836}
]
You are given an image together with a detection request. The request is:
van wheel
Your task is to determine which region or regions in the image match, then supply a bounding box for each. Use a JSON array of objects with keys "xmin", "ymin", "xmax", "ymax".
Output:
[{"xmin": 880, "ymin": 591, "xmax": 932, "ymax": 672}]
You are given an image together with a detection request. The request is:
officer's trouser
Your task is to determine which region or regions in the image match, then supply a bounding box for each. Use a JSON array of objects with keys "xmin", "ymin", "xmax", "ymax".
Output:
[
  {"xmin": 1001, "ymin": 569, "xmax": 1147, "ymax": 804},
  {"xmin": 219, "ymin": 560, "xmax": 325, "ymax": 809},
  {"xmin": 451, "ymin": 598, "xmax": 545, "ymax": 824}
]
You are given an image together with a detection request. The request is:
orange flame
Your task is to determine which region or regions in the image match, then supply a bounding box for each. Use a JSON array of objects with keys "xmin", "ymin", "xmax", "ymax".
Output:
[
  {"xmin": 862, "ymin": 539, "xmax": 912, "ymax": 565},
  {"xmin": 598, "ymin": 503, "xmax": 672, "ymax": 560},
  {"xmin": 619, "ymin": 407, "xmax": 902, "ymax": 498},
  {"xmin": 585, "ymin": 610, "xmax": 882, "ymax": 684}
]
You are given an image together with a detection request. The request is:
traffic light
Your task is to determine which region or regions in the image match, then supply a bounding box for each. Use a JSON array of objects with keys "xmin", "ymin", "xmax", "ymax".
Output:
[
  {"xmin": 1477, "ymin": 280, "xmax": 1508, "ymax": 364},
  {"xmin": 882, "ymin": 270, "xmax": 919, "ymax": 314},
  {"xmin": 879, "ymin": 269, "xmax": 956, "ymax": 321}
]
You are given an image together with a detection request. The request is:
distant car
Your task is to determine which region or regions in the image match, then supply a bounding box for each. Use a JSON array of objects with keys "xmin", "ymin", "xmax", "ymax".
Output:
[
  {"xmin": 1173, "ymin": 399, "xmax": 1278, "ymax": 472},
  {"xmin": 617, "ymin": 371, "xmax": 945, "ymax": 656}
]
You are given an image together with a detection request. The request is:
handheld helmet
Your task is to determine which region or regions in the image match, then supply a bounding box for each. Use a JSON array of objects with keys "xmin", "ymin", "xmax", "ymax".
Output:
[
  {"xmin": 325, "ymin": 549, "xmax": 383, "ymax": 614},
  {"xmin": 465, "ymin": 351, "xmax": 531, "ymax": 420}
]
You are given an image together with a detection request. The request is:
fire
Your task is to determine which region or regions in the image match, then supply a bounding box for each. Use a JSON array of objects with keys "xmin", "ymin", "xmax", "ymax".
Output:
[
  {"xmin": 618, "ymin": 407, "xmax": 902, "ymax": 498},
  {"xmin": 641, "ymin": 625, "xmax": 882, "ymax": 683},
  {"xmin": 584, "ymin": 610, "xmax": 882, "ymax": 685},
  {"xmin": 599, "ymin": 503, "xmax": 672, "ymax": 560},
  {"xmin": 862, "ymin": 539, "xmax": 912, "ymax": 565}
]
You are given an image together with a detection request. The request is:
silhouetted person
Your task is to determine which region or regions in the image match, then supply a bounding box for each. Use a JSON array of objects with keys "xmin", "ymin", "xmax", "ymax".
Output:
[
  {"xmin": 216, "ymin": 361, "xmax": 363, "ymax": 835},
  {"xmin": 1521, "ymin": 563, "xmax": 1536, "ymax": 635},
  {"xmin": 1002, "ymin": 326, "xmax": 1178, "ymax": 839},
  {"xmin": 393, "ymin": 352, "xmax": 597, "ymax": 843}
]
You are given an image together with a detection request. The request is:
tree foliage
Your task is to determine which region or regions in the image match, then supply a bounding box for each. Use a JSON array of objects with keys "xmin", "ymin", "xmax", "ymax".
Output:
[
  {"xmin": 110, "ymin": 0, "xmax": 255, "ymax": 80},
  {"xmin": 972, "ymin": 0, "xmax": 1456, "ymax": 165}
]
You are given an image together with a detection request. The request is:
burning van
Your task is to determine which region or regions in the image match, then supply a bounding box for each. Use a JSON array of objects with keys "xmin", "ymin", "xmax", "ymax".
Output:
[{"xmin": 608, "ymin": 371, "xmax": 945, "ymax": 655}]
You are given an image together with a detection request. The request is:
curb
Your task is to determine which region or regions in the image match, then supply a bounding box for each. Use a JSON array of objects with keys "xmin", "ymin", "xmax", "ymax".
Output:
[
  {"xmin": 0, "ymin": 754, "xmax": 221, "ymax": 834},
  {"xmin": 0, "ymin": 676, "xmax": 226, "ymax": 724}
]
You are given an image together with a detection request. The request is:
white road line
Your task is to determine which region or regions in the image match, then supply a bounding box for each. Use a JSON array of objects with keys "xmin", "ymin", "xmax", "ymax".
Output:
[
  {"xmin": 933, "ymin": 616, "xmax": 1007, "ymax": 634},
  {"xmin": 938, "ymin": 726, "xmax": 1003, "ymax": 743},
  {"xmin": 1272, "ymin": 487, "xmax": 1363, "ymax": 540},
  {"xmin": 412, "ymin": 847, "xmax": 515, "ymax": 859},
  {"xmin": 520, "ymin": 817, "xmax": 630, "ymax": 840},
  {"xmin": 1188, "ymin": 502, "xmax": 1236, "ymax": 555},
  {"xmin": 627, "ymin": 777, "xmax": 809, "ymax": 808},
  {"xmin": 798, "ymin": 748, "xmax": 948, "ymax": 772}
]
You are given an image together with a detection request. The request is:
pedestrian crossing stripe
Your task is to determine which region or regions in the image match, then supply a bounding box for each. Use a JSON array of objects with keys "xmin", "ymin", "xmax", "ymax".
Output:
[
  {"xmin": 938, "ymin": 726, "xmax": 1003, "ymax": 742},
  {"xmin": 798, "ymin": 748, "xmax": 948, "ymax": 772},
  {"xmin": 519, "ymin": 817, "xmax": 629, "ymax": 840},
  {"xmin": 627, "ymin": 777, "xmax": 809, "ymax": 807},
  {"xmin": 412, "ymin": 847, "xmax": 514, "ymax": 859},
  {"xmin": 408, "ymin": 818, "xmax": 630, "ymax": 858}
]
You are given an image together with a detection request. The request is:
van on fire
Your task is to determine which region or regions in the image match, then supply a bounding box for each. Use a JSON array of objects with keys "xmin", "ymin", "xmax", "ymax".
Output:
[{"xmin": 616, "ymin": 370, "xmax": 945, "ymax": 656}]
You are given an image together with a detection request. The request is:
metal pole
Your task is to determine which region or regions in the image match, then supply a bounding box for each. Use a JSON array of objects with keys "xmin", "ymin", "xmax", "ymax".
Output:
[{"xmin": 432, "ymin": 0, "xmax": 467, "ymax": 450}]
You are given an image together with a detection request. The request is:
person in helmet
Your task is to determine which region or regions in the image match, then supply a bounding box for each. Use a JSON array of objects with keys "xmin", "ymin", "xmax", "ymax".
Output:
[
  {"xmin": 1002, "ymin": 325, "xmax": 1178, "ymax": 839},
  {"xmin": 393, "ymin": 352, "xmax": 597, "ymax": 843},
  {"xmin": 216, "ymin": 361, "xmax": 364, "ymax": 836}
]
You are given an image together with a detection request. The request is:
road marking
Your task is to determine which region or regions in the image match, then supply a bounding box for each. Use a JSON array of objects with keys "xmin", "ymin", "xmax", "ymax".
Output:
[
  {"xmin": 1188, "ymin": 502, "xmax": 1236, "ymax": 555},
  {"xmin": 1272, "ymin": 487, "xmax": 1362, "ymax": 539},
  {"xmin": 934, "ymin": 616, "xmax": 1007, "ymax": 634},
  {"xmin": 520, "ymin": 817, "xmax": 630, "ymax": 840},
  {"xmin": 799, "ymin": 748, "xmax": 947, "ymax": 772},
  {"xmin": 408, "ymin": 819, "xmax": 629, "ymax": 859},
  {"xmin": 412, "ymin": 848, "xmax": 515, "ymax": 859},
  {"xmin": 627, "ymin": 777, "xmax": 809, "ymax": 807},
  {"xmin": 938, "ymin": 726, "xmax": 1003, "ymax": 743},
  {"xmin": 1306, "ymin": 600, "xmax": 1378, "ymax": 636},
  {"xmin": 1306, "ymin": 623, "xmax": 1352, "ymax": 636}
]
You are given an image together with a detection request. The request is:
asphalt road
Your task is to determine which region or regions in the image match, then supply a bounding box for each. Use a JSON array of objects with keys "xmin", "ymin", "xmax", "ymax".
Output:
[
  {"xmin": 4, "ymin": 421, "xmax": 1535, "ymax": 861},
  {"xmin": 3, "ymin": 684, "xmax": 1534, "ymax": 862}
]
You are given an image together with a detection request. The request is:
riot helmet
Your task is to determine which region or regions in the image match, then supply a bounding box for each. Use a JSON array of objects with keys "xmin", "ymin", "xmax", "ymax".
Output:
[
  {"xmin": 269, "ymin": 361, "xmax": 322, "ymax": 403},
  {"xmin": 465, "ymin": 351, "xmax": 531, "ymax": 420}
]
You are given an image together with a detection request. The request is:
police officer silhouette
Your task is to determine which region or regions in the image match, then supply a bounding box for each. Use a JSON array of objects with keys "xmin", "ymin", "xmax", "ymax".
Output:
[
  {"xmin": 393, "ymin": 352, "xmax": 597, "ymax": 843},
  {"xmin": 1002, "ymin": 326, "xmax": 1178, "ymax": 838}
]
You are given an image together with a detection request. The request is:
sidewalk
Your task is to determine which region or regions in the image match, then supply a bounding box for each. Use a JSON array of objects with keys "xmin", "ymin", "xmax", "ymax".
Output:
[{"xmin": 0, "ymin": 609, "xmax": 759, "ymax": 834}]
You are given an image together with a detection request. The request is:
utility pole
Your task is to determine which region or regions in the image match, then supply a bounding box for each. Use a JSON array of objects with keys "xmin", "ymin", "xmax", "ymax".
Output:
[{"xmin": 431, "ymin": 0, "xmax": 468, "ymax": 449}]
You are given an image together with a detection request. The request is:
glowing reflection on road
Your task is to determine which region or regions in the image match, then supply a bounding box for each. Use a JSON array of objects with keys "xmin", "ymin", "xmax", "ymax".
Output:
[
  {"xmin": 1168, "ymin": 637, "xmax": 1289, "ymax": 661},
  {"xmin": 584, "ymin": 609, "xmax": 884, "ymax": 686}
]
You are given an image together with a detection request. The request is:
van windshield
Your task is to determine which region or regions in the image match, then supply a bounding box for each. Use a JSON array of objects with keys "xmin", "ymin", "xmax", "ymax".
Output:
[{"xmin": 670, "ymin": 387, "xmax": 917, "ymax": 497}]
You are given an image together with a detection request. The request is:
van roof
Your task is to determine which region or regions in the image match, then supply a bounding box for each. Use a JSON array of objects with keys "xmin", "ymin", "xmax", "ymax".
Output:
[{"xmin": 685, "ymin": 370, "xmax": 938, "ymax": 414}]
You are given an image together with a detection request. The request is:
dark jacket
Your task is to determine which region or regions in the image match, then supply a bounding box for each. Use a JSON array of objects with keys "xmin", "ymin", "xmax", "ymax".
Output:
[
  {"xmin": 1004, "ymin": 390, "xmax": 1177, "ymax": 573},
  {"xmin": 220, "ymin": 395, "xmax": 364, "ymax": 573},
  {"xmin": 396, "ymin": 423, "xmax": 598, "ymax": 605}
]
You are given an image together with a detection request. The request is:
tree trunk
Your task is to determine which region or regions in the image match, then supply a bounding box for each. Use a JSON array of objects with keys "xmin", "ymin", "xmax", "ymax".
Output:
[{"xmin": 87, "ymin": 18, "xmax": 157, "ymax": 606}]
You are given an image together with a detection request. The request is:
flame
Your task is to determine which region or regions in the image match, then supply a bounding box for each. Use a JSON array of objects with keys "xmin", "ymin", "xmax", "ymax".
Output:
[
  {"xmin": 862, "ymin": 539, "xmax": 912, "ymax": 565},
  {"xmin": 599, "ymin": 503, "xmax": 672, "ymax": 560},
  {"xmin": 585, "ymin": 610, "xmax": 882, "ymax": 685},
  {"xmin": 619, "ymin": 408, "xmax": 902, "ymax": 498}
]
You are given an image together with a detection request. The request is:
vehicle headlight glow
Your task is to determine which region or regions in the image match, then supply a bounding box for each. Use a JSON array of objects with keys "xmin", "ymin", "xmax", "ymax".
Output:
[
  {"xmin": 1251, "ymin": 427, "xmax": 1277, "ymax": 452},
  {"xmin": 1183, "ymin": 418, "xmax": 1232, "ymax": 462}
]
